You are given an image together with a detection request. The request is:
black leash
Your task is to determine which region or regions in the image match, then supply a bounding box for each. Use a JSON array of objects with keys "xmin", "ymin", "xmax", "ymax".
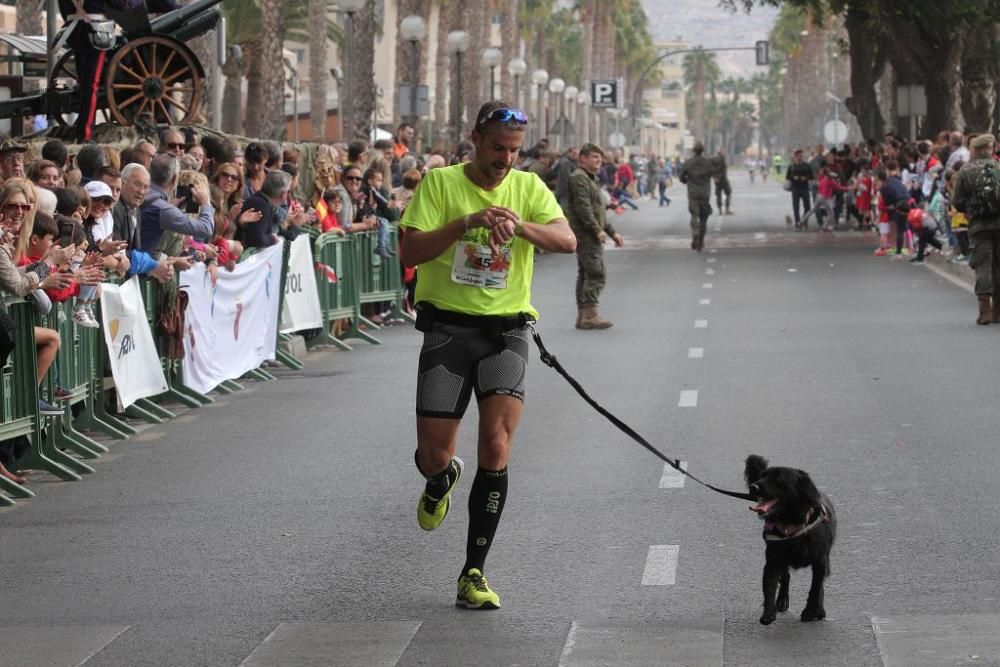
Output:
[{"xmin": 528, "ymin": 324, "xmax": 755, "ymax": 502}]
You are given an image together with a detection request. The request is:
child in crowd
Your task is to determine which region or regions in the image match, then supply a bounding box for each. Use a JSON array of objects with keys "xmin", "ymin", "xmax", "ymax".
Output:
[
  {"xmin": 53, "ymin": 186, "xmax": 102, "ymax": 327},
  {"xmin": 855, "ymin": 164, "xmax": 874, "ymax": 231},
  {"xmin": 320, "ymin": 189, "xmax": 346, "ymax": 236},
  {"xmin": 947, "ymin": 171, "xmax": 970, "ymax": 263},
  {"xmin": 802, "ymin": 166, "xmax": 849, "ymax": 231},
  {"xmin": 874, "ymin": 184, "xmax": 891, "ymax": 256}
]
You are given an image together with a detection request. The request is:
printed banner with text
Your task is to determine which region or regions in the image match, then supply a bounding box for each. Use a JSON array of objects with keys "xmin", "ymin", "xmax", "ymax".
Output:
[
  {"xmin": 99, "ymin": 277, "xmax": 168, "ymax": 408},
  {"xmin": 279, "ymin": 235, "xmax": 323, "ymax": 334},
  {"xmin": 180, "ymin": 243, "xmax": 284, "ymax": 395}
]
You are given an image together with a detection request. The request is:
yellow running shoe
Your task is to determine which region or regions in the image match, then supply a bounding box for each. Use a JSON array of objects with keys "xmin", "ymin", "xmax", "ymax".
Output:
[
  {"xmin": 416, "ymin": 456, "xmax": 463, "ymax": 531},
  {"xmin": 456, "ymin": 568, "xmax": 500, "ymax": 610}
]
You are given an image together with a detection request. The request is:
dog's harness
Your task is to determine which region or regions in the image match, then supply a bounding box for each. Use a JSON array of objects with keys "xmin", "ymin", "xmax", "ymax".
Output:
[
  {"xmin": 528, "ymin": 324, "xmax": 755, "ymax": 502},
  {"xmin": 763, "ymin": 505, "xmax": 832, "ymax": 541}
]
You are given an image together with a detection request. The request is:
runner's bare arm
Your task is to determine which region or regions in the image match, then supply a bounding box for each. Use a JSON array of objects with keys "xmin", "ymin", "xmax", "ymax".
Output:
[
  {"xmin": 401, "ymin": 207, "xmax": 515, "ymax": 266},
  {"xmin": 508, "ymin": 217, "xmax": 576, "ymax": 254}
]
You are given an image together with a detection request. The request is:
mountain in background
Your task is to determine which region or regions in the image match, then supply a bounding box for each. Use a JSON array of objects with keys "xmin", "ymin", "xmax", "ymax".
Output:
[{"xmin": 643, "ymin": 0, "xmax": 779, "ymax": 79}]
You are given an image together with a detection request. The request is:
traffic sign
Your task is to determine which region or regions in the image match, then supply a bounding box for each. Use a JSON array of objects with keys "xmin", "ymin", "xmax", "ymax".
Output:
[
  {"xmin": 824, "ymin": 120, "xmax": 848, "ymax": 145},
  {"xmin": 608, "ymin": 132, "xmax": 626, "ymax": 148},
  {"xmin": 591, "ymin": 79, "xmax": 621, "ymax": 108},
  {"xmin": 755, "ymin": 40, "xmax": 770, "ymax": 66}
]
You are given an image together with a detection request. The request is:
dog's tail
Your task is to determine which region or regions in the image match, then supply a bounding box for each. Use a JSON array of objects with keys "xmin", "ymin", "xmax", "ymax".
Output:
[{"xmin": 744, "ymin": 455, "xmax": 769, "ymax": 488}]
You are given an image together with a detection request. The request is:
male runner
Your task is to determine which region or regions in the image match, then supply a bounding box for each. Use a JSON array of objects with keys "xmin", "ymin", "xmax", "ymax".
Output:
[{"xmin": 400, "ymin": 100, "xmax": 576, "ymax": 609}]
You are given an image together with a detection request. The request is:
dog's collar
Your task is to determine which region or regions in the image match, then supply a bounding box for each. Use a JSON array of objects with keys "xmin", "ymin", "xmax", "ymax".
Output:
[{"xmin": 763, "ymin": 505, "xmax": 831, "ymax": 541}]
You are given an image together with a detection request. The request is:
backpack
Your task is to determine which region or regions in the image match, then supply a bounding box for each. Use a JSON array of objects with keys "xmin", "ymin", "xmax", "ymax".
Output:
[{"xmin": 966, "ymin": 160, "xmax": 1000, "ymax": 218}]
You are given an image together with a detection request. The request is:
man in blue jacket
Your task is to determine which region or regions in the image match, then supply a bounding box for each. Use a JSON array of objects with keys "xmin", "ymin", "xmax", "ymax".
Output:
[{"xmin": 879, "ymin": 159, "xmax": 911, "ymax": 259}]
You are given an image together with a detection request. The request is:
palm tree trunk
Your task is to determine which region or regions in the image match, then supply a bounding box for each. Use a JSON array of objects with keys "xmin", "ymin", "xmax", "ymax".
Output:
[
  {"xmin": 221, "ymin": 51, "xmax": 246, "ymax": 135},
  {"xmin": 461, "ymin": 0, "xmax": 488, "ymax": 136},
  {"xmin": 350, "ymin": 0, "xmax": 377, "ymax": 141},
  {"xmin": 16, "ymin": 0, "xmax": 45, "ymax": 36},
  {"xmin": 500, "ymin": 0, "xmax": 518, "ymax": 102},
  {"xmin": 395, "ymin": 0, "xmax": 422, "ymax": 127},
  {"xmin": 258, "ymin": 0, "xmax": 286, "ymax": 140},
  {"xmin": 243, "ymin": 41, "xmax": 264, "ymax": 138},
  {"xmin": 308, "ymin": 0, "xmax": 329, "ymax": 140},
  {"xmin": 435, "ymin": 0, "xmax": 461, "ymax": 148}
]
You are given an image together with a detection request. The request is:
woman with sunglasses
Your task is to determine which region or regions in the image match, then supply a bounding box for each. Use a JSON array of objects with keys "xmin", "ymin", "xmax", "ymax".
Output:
[
  {"xmin": 327, "ymin": 165, "xmax": 378, "ymax": 235},
  {"xmin": 399, "ymin": 101, "xmax": 576, "ymax": 611},
  {"xmin": 0, "ymin": 182, "xmax": 79, "ymax": 419}
]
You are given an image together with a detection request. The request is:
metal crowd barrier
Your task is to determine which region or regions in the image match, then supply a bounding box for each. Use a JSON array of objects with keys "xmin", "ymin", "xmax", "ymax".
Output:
[{"xmin": 0, "ymin": 225, "xmax": 412, "ymax": 506}]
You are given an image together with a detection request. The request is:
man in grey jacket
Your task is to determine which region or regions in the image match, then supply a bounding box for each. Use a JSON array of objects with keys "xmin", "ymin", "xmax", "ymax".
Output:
[{"xmin": 138, "ymin": 153, "xmax": 214, "ymax": 254}]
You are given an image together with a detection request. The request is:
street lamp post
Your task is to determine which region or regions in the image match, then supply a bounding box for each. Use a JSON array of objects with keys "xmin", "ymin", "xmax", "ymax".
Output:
[
  {"xmin": 531, "ymin": 69, "xmax": 548, "ymax": 146},
  {"xmin": 339, "ymin": 0, "xmax": 366, "ymax": 141},
  {"xmin": 577, "ymin": 91, "xmax": 590, "ymax": 143},
  {"xmin": 447, "ymin": 30, "xmax": 470, "ymax": 146},
  {"xmin": 564, "ymin": 84, "xmax": 578, "ymax": 146},
  {"xmin": 547, "ymin": 77, "xmax": 564, "ymax": 149},
  {"xmin": 507, "ymin": 57, "xmax": 527, "ymax": 110},
  {"xmin": 399, "ymin": 15, "xmax": 427, "ymax": 130},
  {"xmin": 482, "ymin": 48, "xmax": 502, "ymax": 101}
]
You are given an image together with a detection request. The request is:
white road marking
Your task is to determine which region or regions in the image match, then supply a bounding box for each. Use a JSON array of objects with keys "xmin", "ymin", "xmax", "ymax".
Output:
[
  {"xmin": 699, "ymin": 298, "xmax": 710, "ymax": 305},
  {"xmin": 694, "ymin": 319, "xmax": 708, "ymax": 328},
  {"xmin": 706, "ymin": 258, "xmax": 717, "ymax": 263},
  {"xmin": 755, "ymin": 232, "xmax": 767, "ymax": 240},
  {"xmin": 787, "ymin": 268, "xmax": 798, "ymax": 273},
  {"xmin": 924, "ymin": 261, "xmax": 974, "ymax": 293},
  {"xmin": 709, "ymin": 249, "xmax": 718, "ymax": 253},
  {"xmin": 678, "ymin": 390, "xmax": 698, "ymax": 407},
  {"xmin": 705, "ymin": 268, "xmax": 716, "ymax": 275},
  {"xmin": 659, "ymin": 461, "xmax": 688, "ymax": 488},
  {"xmin": 702, "ymin": 282, "xmax": 713, "ymax": 289},
  {"xmin": 558, "ymin": 620, "xmax": 580, "ymax": 667},
  {"xmin": 642, "ymin": 545, "xmax": 679, "ymax": 585},
  {"xmin": 688, "ymin": 347, "xmax": 704, "ymax": 358}
]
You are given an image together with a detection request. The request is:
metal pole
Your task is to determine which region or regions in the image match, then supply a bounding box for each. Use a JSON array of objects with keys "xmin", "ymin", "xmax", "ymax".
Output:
[
  {"xmin": 293, "ymin": 72, "xmax": 300, "ymax": 142},
  {"xmin": 344, "ymin": 12, "xmax": 355, "ymax": 141},
  {"xmin": 454, "ymin": 53, "xmax": 462, "ymax": 146},
  {"xmin": 535, "ymin": 84, "xmax": 542, "ymax": 146},
  {"xmin": 409, "ymin": 39, "xmax": 419, "ymax": 127},
  {"xmin": 210, "ymin": 18, "xmax": 225, "ymax": 131},
  {"xmin": 490, "ymin": 66, "xmax": 496, "ymax": 101},
  {"xmin": 514, "ymin": 74, "xmax": 520, "ymax": 110}
]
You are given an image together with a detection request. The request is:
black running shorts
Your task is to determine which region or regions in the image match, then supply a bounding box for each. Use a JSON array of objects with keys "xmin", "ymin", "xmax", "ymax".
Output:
[{"xmin": 415, "ymin": 322, "xmax": 530, "ymax": 419}]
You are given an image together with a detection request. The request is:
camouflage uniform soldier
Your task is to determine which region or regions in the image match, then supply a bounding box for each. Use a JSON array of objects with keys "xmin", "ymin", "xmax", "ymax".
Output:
[
  {"xmin": 712, "ymin": 150, "xmax": 733, "ymax": 215},
  {"xmin": 952, "ymin": 133, "xmax": 1000, "ymax": 325},
  {"xmin": 566, "ymin": 143, "xmax": 624, "ymax": 329},
  {"xmin": 679, "ymin": 142, "xmax": 715, "ymax": 251}
]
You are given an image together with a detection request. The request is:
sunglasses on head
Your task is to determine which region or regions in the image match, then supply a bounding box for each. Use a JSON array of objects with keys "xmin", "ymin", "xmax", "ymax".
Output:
[{"xmin": 477, "ymin": 107, "xmax": 528, "ymax": 128}]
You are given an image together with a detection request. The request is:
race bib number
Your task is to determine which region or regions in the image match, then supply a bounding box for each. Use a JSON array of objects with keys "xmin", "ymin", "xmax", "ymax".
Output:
[{"xmin": 451, "ymin": 240, "xmax": 511, "ymax": 289}]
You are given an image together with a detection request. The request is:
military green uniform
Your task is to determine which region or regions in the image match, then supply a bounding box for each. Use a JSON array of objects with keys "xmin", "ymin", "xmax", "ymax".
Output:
[
  {"xmin": 712, "ymin": 155, "xmax": 732, "ymax": 213},
  {"xmin": 679, "ymin": 154, "xmax": 715, "ymax": 249},
  {"xmin": 953, "ymin": 157, "xmax": 1000, "ymax": 297},
  {"xmin": 566, "ymin": 167, "xmax": 618, "ymax": 306}
]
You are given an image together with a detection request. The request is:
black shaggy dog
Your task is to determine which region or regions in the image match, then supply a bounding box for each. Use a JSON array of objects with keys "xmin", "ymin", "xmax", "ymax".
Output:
[{"xmin": 744, "ymin": 455, "xmax": 837, "ymax": 625}]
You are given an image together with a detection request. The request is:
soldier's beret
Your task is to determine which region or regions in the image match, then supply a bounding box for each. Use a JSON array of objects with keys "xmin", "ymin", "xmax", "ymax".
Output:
[{"xmin": 970, "ymin": 134, "xmax": 996, "ymax": 150}]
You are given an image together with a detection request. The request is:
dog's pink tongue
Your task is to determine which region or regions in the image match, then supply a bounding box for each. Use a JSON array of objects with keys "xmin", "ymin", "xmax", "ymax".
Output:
[{"xmin": 749, "ymin": 499, "xmax": 777, "ymax": 514}]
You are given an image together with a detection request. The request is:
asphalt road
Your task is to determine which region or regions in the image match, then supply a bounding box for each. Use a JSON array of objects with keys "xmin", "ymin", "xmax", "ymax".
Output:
[{"xmin": 3, "ymin": 174, "xmax": 1000, "ymax": 666}]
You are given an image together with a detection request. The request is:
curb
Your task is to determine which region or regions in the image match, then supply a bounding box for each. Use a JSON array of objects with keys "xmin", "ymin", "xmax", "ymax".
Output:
[{"xmin": 925, "ymin": 251, "xmax": 974, "ymax": 288}]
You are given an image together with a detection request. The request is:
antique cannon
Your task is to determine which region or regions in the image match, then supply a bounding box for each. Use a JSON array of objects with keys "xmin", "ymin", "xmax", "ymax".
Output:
[{"xmin": 0, "ymin": 0, "xmax": 223, "ymax": 130}]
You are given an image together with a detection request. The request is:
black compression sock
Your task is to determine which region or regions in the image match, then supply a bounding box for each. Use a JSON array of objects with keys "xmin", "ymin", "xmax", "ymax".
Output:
[{"xmin": 463, "ymin": 467, "xmax": 508, "ymax": 573}]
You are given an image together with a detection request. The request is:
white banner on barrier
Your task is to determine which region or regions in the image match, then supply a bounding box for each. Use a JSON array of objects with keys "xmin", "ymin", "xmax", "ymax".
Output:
[
  {"xmin": 180, "ymin": 243, "xmax": 284, "ymax": 395},
  {"xmin": 279, "ymin": 235, "xmax": 323, "ymax": 334},
  {"xmin": 99, "ymin": 276, "xmax": 168, "ymax": 409}
]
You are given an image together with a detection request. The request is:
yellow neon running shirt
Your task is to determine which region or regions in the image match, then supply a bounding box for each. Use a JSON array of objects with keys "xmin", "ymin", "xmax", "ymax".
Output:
[{"xmin": 400, "ymin": 163, "xmax": 564, "ymax": 318}]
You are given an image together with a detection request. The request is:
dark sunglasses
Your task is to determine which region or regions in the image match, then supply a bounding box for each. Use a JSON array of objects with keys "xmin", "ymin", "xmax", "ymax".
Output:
[
  {"xmin": 477, "ymin": 107, "xmax": 528, "ymax": 128},
  {"xmin": 344, "ymin": 175, "xmax": 363, "ymax": 182},
  {"xmin": 94, "ymin": 197, "xmax": 114, "ymax": 205},
  {"xmin": 166, "ymin": 142, "xmax": 185, "ymax": 150},
  {"xmin": 219, "ymin": 172, "xmax": 240, "ymax": 180},
  {"xmin": 3, "ymin": 203, "xmax": 30, "ymax": 212}
]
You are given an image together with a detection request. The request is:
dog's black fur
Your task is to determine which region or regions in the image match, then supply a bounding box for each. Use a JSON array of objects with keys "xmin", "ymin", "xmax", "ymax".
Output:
[{"xmin": 744, "ymin": 455, "xmax": 837, "ymax": 625}]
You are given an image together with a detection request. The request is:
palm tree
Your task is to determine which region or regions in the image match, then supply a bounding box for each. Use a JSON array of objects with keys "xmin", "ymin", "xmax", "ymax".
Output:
[
  {"xmin": 309, "ymin": 0, "xmax": 329, "ymax": 139},
  {"xmin": 348, "ymin": 0, "xmax": 377, "ymax": 142},
  {"xmin": 434, "ymin": 0, "xmax": 462, "ymax": 147},
  {"xmin": 683, "ymin": 47, "xmax": 721, "ymax": 143},
  {"xmin": 15, "ymin": 0, "xmax": 44, "ymax": 36},
  {"xmin": 254, "ymin": 0, "xmax": 285, "ymax": 140},
  {"xmin": 460, "ymin": 0, "xmax": 489, "ymax": 136},
  {"xmin": 500, "ymin": 0, "xmax": 519, "ymax": 102}
]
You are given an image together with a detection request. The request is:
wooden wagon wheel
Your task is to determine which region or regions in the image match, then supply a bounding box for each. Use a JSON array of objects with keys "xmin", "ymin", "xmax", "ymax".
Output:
[
  {"xmin": 48, "ymin": 50, "xmax": 111, "ymax": 127},
  {"xmin": 105, "ymin": 35, "xmax": 203, "ymax": 127}
]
